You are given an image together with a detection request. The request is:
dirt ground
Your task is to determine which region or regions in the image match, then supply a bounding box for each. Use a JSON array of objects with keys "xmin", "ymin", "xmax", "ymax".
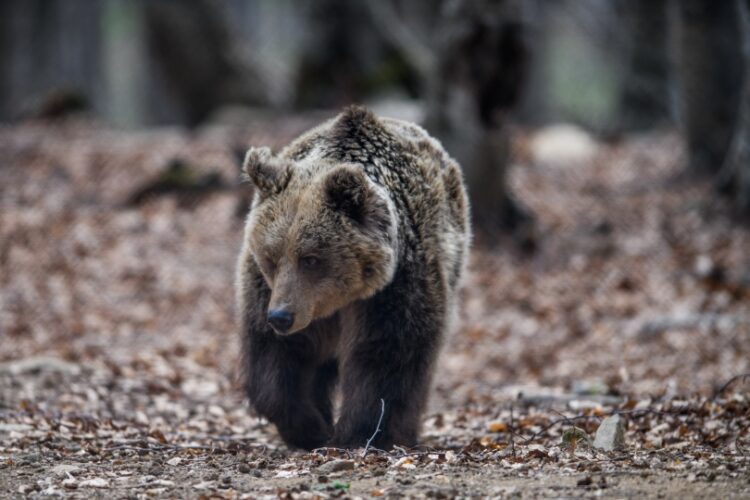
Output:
[{"xmin": 1, "ymin": 115, "xmax": 749, "ymax": 498}]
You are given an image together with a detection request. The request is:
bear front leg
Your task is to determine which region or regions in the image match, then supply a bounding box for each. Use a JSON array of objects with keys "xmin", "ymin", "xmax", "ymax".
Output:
[
  {"xmin": 332, "ymin": 271, "xmax": 445, "ymax": 450},
  {"xmin": 240, "ymin": 267, "xmax": 332, "ymax": 450},
  {"xmin": 245, "ymin": 335, "xmax": 332, "ymax": 450},
  {"xmin": 312, "ymin": 359, "xmax": 339, "ymax": 427}
]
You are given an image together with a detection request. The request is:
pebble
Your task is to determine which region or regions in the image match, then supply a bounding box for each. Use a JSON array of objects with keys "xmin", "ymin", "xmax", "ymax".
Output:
[
  {"xmin": 593, "ymin": 415, "xmax": 626, "ymax": 451},
  {"xmin": 317, "ymin": 459, "xmax": 355, "ymax": 474},
  {"xmin": 0, "ymin": 423, "xmax": 33, "ymax": 433},
  {"xmin": 50, "ymin": 464, "xmax": 82, "ymax": 477},
  {"xmin": 79, "ymin": 478, "xmax": 109, "ymax": 488}
]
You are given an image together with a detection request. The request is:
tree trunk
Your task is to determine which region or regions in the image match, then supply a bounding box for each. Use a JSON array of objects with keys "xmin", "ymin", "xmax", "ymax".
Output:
[
  {"xmin": 295, "ymin": 0, "xmax": 391, "ymax": 108},
  {"xmin": 720, "ymin": 0, "xmax": 750, "ymax": 213},
  {"xmin": 365, "ymin": 0, "xmax": 532, "ymax": 239},
  {"xmin": 143, "ymin": 0, "xmax": 265, "ymax": 126},
  {"xmin": 676, "ymin": 0, "xmax": 744, "ymax": 173},
  {"xmin": 0, "ymin": 0, "xmax": 103, "ymax": 121},
  {"xmin": 618, "ymin": 0, "xmax": 671, "ymax": 131},
  {"xmin": 426, "ymin": 0, "xmax": 531, "ymax": 235}
]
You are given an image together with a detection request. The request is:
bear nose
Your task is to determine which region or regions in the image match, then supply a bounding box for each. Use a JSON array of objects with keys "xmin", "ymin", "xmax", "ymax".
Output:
[{"xmin": 267, "ymin": 309, "xmax": 294, "ymax": 333}]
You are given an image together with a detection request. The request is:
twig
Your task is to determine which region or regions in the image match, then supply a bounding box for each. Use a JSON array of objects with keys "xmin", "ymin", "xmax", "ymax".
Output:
[
  {"xmin": 311, "ymin": 447, "xmax": 355, "ymax": 459},
  {"xmin": 392, "ymin": 445, "xmax": 409, "ymax": 456},
  {"xmin": 509, "ymin": 403, "xmax": 516, "ymax": 458},
  {"xmin": 363, "ymin": 398, "xmax": 385, "ymax": 458},
  {"xmin": 103, "ymin": 445, "xmax": 163, "ymax": 453},
  {"xmin": 550, "ymin": 407, "xmax": 580, "ymax": 426},
  {"xmin": 518, "ymin": 394, "xmax": 745, "ymax": 444},
  {"xmin": 103, "ymin": 443, "xmax": 217, "ymax": 453},
  {"xmin": 522, "ymin": 415, "xmax": 599, "ymax": 443},
  {"xmin": 736, "ymin": 435, "xmax": 747, "ymax": 457},
  {"xmin": 713, "ymin": 373, "xmax": 750, "ymax": 400}
]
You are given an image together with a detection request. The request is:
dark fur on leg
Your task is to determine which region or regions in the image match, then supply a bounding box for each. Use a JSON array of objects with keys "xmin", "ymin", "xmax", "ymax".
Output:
[
  {"xmin": 332, "ymin": 266, "xmax": 444, "ymax": 450},
  {"xmin": 241, "ymin": 264, "xmax": 333, "ymax": 450},
  {"xmin": 312, "ymin": 359, "xmax": 339, "ymax": 427}
]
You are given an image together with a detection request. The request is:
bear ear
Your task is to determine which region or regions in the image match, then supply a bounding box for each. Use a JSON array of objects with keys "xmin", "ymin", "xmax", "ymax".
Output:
[
  {"xmin": 324, "ymin": 165, "xmax": 391, "ymax": 232},
  {"xmin": 242, "ymin": 147, "xmax": 292, "ymax": 196}
]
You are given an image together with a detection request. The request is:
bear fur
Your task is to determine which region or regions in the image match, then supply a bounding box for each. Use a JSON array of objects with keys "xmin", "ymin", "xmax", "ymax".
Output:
[{"xmin": 236, "ymin": 106, "xmax": 470, "ymax": 450}]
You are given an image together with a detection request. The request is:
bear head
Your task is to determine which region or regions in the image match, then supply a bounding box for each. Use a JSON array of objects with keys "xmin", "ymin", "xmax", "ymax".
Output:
[{"xmin": 242, "ymin": 146, "xmax": 398, "ymax": 334}]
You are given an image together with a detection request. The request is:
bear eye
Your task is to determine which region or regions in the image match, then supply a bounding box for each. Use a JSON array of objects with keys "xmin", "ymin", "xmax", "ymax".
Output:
[{"xmin": 299, "ymin": 256, "xmax": 320, "ymax": 270}]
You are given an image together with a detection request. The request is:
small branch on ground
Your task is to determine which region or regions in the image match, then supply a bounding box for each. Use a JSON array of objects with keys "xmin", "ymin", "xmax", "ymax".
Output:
[
  {"xmin": 550, "ymin": 407, "xmax": 577, "ymax": 425},
  {"xmin": 103, "ymin": 443, "xmax": 217, "ymax": 453},
  {"xmin": 636, "ymin": 313, "xmax": 749, "ymax": 338},
  {"xmin": 312, "ymin": 447, "xmax": 355, "ymax": 458},
  {"xmin": 509, "ymin": 403, "xmax": 516, "ymax": 458},
  {"xmin": 736, "ymin": 436, "xmax": 747, "ymax": 457},
  {"xmin": 523, "ymin": 414, "xmax": 600, "ymax": 443},
  {"xmin": 713, "ymin": 373, "xmax": 750, "ymax": 400},
  {"xmin": 362, "ymin": 398, "xmax": 385, "ymax": 458}
]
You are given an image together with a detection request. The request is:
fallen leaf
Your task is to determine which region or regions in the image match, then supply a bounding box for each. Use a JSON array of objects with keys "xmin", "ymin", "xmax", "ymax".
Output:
[{"xmin": 488, "ymin": 421, "xmax": 508, "ymax": 433}]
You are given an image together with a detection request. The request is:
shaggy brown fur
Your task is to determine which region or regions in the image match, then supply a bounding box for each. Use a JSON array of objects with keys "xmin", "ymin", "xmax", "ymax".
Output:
[{"xmin": 237, "ymin": 106, "xmax": 470, "ymax": 450}]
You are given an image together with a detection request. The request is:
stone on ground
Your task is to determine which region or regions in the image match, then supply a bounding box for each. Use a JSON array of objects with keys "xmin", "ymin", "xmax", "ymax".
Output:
[{"xmin": 593, "ymin": 415, "xmax": 626, "ymax": 451}]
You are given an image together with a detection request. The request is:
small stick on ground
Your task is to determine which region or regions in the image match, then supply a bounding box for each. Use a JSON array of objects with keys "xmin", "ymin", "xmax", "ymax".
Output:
[
  {"xmin": 523, "ymin": 415, "xmax": 599, "ymax": 443},
  {"xmin": 509, "ymin": 403, "xmax": 516, "ymax": 458},
  {"xmin": 362, "ymin": 398, "xmax": 385, "ymax": 458},
  {"xmin": 713, "ymin": 373, "xmax": 750, "ymax": 400}
]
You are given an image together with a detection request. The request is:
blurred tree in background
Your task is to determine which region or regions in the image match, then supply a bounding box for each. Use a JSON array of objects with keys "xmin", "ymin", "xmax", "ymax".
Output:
[
  {"xmin": 367, "ymin": 0, "xmax": 530, "ymax": 233},
  {"xmin": 676, "ymin": 0, "xmax": 750, "ymax": 213},
  {"xmin": 617, "ymin": 0, "xmax": 671, "ymax": 131},
  {"xmin": 676, "ymin": 0, "xmax": 743, "ymax": 175},
  {"xmin": 1, "ymin": 0, "xmax": 750, "ymax": 223},
  {"xmin": 722, "ymin": 0, "xmax": 750, "ymax": 211},
  {"xmin": 143, "ymin": 0, "xmax": 266, "ymax": 126}
]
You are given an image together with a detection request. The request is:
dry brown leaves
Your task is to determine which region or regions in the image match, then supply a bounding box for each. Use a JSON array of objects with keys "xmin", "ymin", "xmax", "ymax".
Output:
[{"xmin": 0, "ymin": 118, "xmax": 749, "ymax": 497}]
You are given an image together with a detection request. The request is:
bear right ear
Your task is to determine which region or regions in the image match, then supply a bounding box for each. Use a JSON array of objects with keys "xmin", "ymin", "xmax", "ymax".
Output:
[
  {"xmin": 242, "ymin": 147, "xmax": 292, "ymax": 196},
  {"xmin": 324, "ymin": 165, "xmax": 392, "ymax": 234}
]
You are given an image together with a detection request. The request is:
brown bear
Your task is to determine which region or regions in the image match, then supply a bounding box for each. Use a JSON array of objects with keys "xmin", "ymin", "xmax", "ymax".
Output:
[{"xmin": 236, "ymin": 106, "xmax": 470, "ymax": 450}]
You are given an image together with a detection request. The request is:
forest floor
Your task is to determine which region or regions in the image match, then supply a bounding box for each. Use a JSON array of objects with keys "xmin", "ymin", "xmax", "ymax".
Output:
[{"xmin": 1, "ymin": 114, "xmax": 749, "ymax": 498}]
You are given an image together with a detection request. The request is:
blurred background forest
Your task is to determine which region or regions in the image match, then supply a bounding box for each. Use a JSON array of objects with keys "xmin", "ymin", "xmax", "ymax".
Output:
[
  {"xmin": 1, "ymin": 0, "xmax": 750, "ymax": 497},
  {"xmin": 2, "ymin": 0, "xmax": 750, "ymax": 223}
]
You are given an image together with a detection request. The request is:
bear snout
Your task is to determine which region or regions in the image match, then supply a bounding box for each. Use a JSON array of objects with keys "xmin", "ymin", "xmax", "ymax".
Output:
[{"xmin": 267, "ymin": 308, "xmax": 295, "ymax": 333}]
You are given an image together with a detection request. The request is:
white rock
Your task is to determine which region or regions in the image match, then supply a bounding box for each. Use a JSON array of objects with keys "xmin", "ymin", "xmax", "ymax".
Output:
[
  {"xmin": 593, "ymin": 415, "xmax": 626, "ymax": 451},
  {"xmin": 79, "ymin": 477, "xmax": 109, "ymax": 488},
  {"xmin": 530, "ymin": 124, "xmax": 598, "ymax": 169},
  {"xmin": 193, "ymin": 481, "xmax": 216, "ymax": 490},
  {"xmin": 0, "ymin": 357, "xmax": 81, "ymax": 376},
  {"xmin": 62, "ymin": 478, "xmax": 78, "ymax": 490},
  {"xmin": 274, "ymin": 470, "xmax": 299, "ymax": 478},
  {"xmin": 0, "ymin": 424, "xmax": 33, "ymax": 433},
  {"xmin": 318, "ymin": 459, "xmax": 355, "ymax": 473},
  {"xmin": 134, "ymin": 411, "xmax": 149, "ymax": 426},
  {"xmin": 181, "ymin": 378, "xmax": 219, "ymax": 398},
  {"xmin": 208, "ymin": 405, "xmax": 225, "ymax": 418},
  {"xmin": 50, "ymin": 464, "xmax": 81, "ymax": 477}
]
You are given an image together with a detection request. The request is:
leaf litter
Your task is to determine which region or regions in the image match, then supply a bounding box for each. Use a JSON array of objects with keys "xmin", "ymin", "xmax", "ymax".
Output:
[{"xmin": 0, "ymin": 118, "xmax": 749, "ymax": 497}]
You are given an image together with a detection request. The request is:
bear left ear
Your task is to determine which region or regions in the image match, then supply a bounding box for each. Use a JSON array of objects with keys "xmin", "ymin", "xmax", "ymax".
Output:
[
  {"xmin": 243, "ymin": 146, "xmax": 292, "ymax": 197},
  {"xmin": 324, "ymin": 165, "xmax": 391, "ymax": 231}
]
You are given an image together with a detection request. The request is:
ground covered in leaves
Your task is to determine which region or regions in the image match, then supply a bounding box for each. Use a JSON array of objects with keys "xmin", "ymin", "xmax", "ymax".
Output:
[{"xmin": 1, "ymin": 115, "xmax": 749, "ymax": 498}]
